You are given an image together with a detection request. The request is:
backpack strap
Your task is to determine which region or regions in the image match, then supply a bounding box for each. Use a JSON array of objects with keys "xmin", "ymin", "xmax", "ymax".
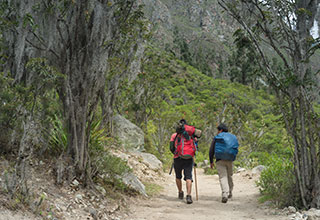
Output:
[{"xmin": 172, "ymin": 133, "xmax": 181, "ymax": 155}]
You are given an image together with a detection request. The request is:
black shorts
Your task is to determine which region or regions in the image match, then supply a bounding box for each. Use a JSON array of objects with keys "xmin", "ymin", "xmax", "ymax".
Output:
[{"xmin": 174, "ymin": 157, "xmax": 193, "ymax": 181}]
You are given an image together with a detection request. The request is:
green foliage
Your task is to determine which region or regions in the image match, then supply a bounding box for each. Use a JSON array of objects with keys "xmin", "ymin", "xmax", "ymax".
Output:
[
  {"xmin": 226, "ymin": 29, "xmax": 264, "ymax": 88},
  {"xmin": 256, "ymin": 156, "xmax": 300, "ymax": 207},
  {"xmin": 117, "ymin": 45, "xmax": 292, "ymax": 170},
  {"xmin": 86, "ymin": 120, "xmax": 134, "ymax": 193},
  {"xmin": 0, "ymin": 73, "xmax": 26, "ymax": 153},
  {"xmin": 48, "ymin": 114, "xmax": 67, "ymax": 155},
  {"xmin": 26, "ymin": 58, "xmax": 62, "ymax": 90},
  {"xmin": 99, "ymin": 153, "xmax": 131, "ymax": 177},
  {"xmin": 88, "ymin": 119, "xmax": 110, "ymax": 152},
  {"xmin": 0, "ymin": 73, "xmax": 18, "ymax": 126},
  {"xmin": 194, "ymin": 150, "xmax": 206, "ymax": 165},
  {"xmin": 204, "ymin": 167, "xmax": 218, "ymax": 175},
  {"xmin": 94, "ymin": 152, "xmax": 132, "ymax": 192},
  {"xmin": 48, "ymin": 116, "xmax": 111, "ymax": 156},
  {"xmin": 143, "ymin": 182, "xmax": 163, "ymax": 196},
  {"xmin": 0, "ymin": 57, "xmax": 62, "ymax": 154},
  {"xmin": 238, "ymin": 108, "xmax": 293, "ymax": 168}
]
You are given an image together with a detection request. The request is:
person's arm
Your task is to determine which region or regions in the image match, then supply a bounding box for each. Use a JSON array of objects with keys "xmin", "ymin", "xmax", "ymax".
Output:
[
  {"xmin": 170, "ymin": 133, "xmax": 177, "ymax": 154},
  {"xmin": 209, "ymin": 138, "xmax": 216, "ymax": 168},
  {"xmin": 170, "ymin": 141, "xmax": 175, "ymax": 154}
]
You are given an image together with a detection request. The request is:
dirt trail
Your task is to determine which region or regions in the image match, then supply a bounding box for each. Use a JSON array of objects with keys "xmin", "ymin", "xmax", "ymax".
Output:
[{"xmin": 127, "ymin": 168, "xmax": 287, "ymax": 220}]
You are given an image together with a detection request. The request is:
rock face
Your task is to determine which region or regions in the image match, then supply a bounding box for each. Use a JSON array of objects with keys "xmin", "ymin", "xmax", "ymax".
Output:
[
  {"xmin": 140, "ymin": 0, "xmax": 238, "ymax": 76},
  {"xmin": 142, "ymin": 0, "xmax": 172, "ymax": 29},
  {"xmin": 113, "ymin": 115, "xmax": 145, "ymax": 152}
]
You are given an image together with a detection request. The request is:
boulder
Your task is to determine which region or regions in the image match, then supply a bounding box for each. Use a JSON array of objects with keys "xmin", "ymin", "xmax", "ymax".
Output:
[
  {"xmin": 288, "ymin": 206, "xmax": 297, "ymax": 213},
  {"xmin": 120, "ymin": 172, "xmax": 147, "ymax": 197},
  {"xmin": 132, "ymin": 152, "xmax": 162, "ymax": 171},
  {"xmin": 303, "ymin": 208, "xmax": 320, "ymax": 220},
  {"xmin": 108, "ymin": 149, "xmax": 164, "ymax": 183},
  {"xmin": 201, "ymin": 160, "xmax": 209, "ymax": 167},
  {"xmin": 113, "ymin": 115, "xmax": 145, "ymax": 151},
  {"xmin": 252, "ymin": 165, "xmax": 266, "ymax": 174}
]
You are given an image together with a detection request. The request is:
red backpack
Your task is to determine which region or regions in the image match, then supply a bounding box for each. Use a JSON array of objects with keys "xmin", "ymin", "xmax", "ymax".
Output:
[{"xmin": 173, "ymin": 125, "xmax": 198, "ymax": 159}]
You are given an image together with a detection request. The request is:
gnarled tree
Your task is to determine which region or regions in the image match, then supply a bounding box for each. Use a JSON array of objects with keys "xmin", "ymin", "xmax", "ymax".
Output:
[
  {"xmin": 1, "ymin": 0, "xmax": 145, "ymax": 185},
  {"xmin": 218, "ymin": 0, "xmax": 320, "ymax": 208}
]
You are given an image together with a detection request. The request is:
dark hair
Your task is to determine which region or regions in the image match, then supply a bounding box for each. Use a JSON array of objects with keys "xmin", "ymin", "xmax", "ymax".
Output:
[
  {"xmin": 179, "ymin": 119, "xmax": 187, "ymax": 125},
  {"xmin": 217, "ymin": 123, "xmax": 228, "ymax": 132}
]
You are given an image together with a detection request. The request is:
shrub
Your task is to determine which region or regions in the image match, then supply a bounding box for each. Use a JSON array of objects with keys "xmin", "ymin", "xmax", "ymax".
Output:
[
  {"xmin": 94, "ymin": 153, "xmax": 132, "ymax": 193},
  {"xmin": 0, "ymin": 73, "xmax": 22, "ymax": 154},
  {"xmin": 143, "ymin": 182, "xmax": 163, "ymax": 196},
  {"xmin": 203, "ymin": 166, "xmax": 218, "ymax": 175},
  {"xmin": 48, "ymin": 114, "xmax": 67, "ymax": 155},
  {"xmin": 256, "ymin": 155, "xmax": 300, "ymax": 207}
]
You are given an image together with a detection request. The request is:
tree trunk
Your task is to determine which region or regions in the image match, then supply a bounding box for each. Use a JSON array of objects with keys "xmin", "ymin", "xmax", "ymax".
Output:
[
  {"xmin": 15, "ymin": 114, "xmax": 38, "ymax": 198},
  {"xmin": 278, "ymin": 86, "xmax": 320, "ymax": 208},
  {"xmin": 2, "ymin": 0, "xmax": 145, "ymax": 185},
  {"xmin": 218, "ymin": 0, "xmax": 320, "ymax": 208}
]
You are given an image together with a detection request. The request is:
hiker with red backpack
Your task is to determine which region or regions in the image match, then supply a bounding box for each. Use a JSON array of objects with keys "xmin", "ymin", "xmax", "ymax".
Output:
[
  {"xmin": 209, "ymin": 123, "xmax": 239, "ymax": 203},
  {"xmin": 169, "ymin": 119, "xmax": 201, "ymax": 204}
]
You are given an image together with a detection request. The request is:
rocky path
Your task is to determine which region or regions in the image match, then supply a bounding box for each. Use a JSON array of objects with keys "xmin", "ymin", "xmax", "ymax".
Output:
[{"xmin": 126, "ymin": 168, "xmax": 287, "ymax": 220}]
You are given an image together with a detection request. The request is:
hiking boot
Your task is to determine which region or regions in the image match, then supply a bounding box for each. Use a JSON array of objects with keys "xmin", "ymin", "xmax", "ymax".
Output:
[
  {"xmin": 221, "ymin": 197, "xmax": 228, "ymax": 203},
  {"xmin": 228, "ymin": 192, "xmax": 232, "ymax": 199},
  {"xmin": 178, "ymin": 191, "xmax": 184, "ymax": 200},
  {"xmin": 186, "ymin": 195, "xmax": 193, "ymax": 204}
]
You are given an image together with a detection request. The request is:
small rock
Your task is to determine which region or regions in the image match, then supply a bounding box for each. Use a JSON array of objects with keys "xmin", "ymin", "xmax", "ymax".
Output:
[
  {"xmin": 72, "ymin": 179, "xmax": 80, "ymax": 186},
  {"xmin": 237, "ymin": 167, "xmax": 246, "ymax": 173},
  {"xmin": 96, "ymin": 185, "xmax": 106, "ymax": 195},
  {"xmin": 201, "ymin": 160, "xmax": 209, "ymax": 167},
  {"xmin": 55, "ymin": 204, "xmax": 62, "ymax": 212},
  {"xmin": 288, "ymin": 206, "xmax": 297, "ymax": 213},
  {"xmin": 252, "ymin": 165, "xmax": 266, "ymax": 174},
  {"xmin": 289, "ymin": 213, "xmax": 296, "ymax": 219},
  {"xmin": 89, "ymin": 208, "xmax": 97, "ymax": 220},
  {"xmin": 263, "ymin": 201, "xmax": 272, "ymax": 207},
  {"xmin": 75, "ymin": 194, "xmax": 83, "ymax": 200},
  {"xmin": 291, "ymin": 212, "xmax": 304, "ymax": 220},
  {"xmin": 75, "ymin": 194, "xmax": 83, "ymax": 204}
]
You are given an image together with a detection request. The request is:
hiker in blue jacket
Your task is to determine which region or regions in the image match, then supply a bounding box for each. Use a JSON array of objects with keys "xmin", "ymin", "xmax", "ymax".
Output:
[{"xmin": 209, "ymin": 123, "xmax": 239, "ymax": 203}]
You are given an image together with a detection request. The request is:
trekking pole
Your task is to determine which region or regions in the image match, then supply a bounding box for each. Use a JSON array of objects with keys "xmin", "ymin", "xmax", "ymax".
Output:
[{"xmin": 194, "ymin": 162, "xmax": 199, "ymax": 201}]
